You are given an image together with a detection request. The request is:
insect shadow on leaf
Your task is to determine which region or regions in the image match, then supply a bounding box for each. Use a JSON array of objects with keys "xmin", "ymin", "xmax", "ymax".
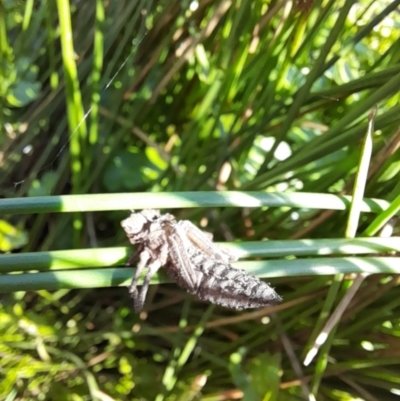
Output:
[{"xmin": 121, "ymin": 209, "xmax": 282, "ymax": 312}]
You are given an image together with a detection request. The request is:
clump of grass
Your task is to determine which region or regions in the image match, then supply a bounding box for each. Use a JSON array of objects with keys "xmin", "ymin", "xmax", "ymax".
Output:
[{"xmin": 1, "ymin": 1, "xmax": 400, "ymax": 400}]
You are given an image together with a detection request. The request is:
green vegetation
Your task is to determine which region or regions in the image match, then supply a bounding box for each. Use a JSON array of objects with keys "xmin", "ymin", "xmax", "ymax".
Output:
[{"xmin": 1, "ymin": 0, "xmax": 400, "ymax": 400}]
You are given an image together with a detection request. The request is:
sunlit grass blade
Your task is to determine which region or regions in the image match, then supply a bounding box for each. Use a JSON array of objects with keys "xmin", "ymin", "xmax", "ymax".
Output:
[
  {"xmin": 304, "ymin": 106, "xmax": 377, "ymax": 393},
  {"xmin": 0, "ymin": 191, "xmax": 394, "ymax": 214}
]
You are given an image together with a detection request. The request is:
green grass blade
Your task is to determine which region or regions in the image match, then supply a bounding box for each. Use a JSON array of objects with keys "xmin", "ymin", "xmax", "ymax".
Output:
[
  {"xmin": 1, "ymin": 257, "xmax": 400, "ymax": 292},
  {"xmin": 0, "ymin": 191, "xmax": 394, "ymax": 214}
]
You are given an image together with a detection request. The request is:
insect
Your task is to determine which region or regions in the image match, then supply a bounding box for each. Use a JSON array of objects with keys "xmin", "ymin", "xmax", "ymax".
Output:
[{"xmin": 121, "ymin": 209, "xmax": 282, "ymax": 312}]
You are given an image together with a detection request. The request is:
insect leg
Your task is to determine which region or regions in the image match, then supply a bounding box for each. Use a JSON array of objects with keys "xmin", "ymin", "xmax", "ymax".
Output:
[
  {"xmin": 134, "ymin": 259, "xmax": 162, "ymax": 312},
  {"xmin": 126, "ymin": 243, "xmax": 144, "ymax": 266},
  {"xmin": 129, "ymin": 249, "xmax": 150, "ymax": 311}
]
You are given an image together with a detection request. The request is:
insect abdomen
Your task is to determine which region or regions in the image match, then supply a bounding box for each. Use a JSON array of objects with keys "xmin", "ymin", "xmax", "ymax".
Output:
[{"xmin": 199, "ymin": 264, "xmax": 281, "ymax": 310}]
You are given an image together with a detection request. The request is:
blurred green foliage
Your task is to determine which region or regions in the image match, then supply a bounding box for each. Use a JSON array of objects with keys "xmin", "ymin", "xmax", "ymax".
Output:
[{"xmin": 1, "ymin": 0, "xmax": 400, "ymax": 400}]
